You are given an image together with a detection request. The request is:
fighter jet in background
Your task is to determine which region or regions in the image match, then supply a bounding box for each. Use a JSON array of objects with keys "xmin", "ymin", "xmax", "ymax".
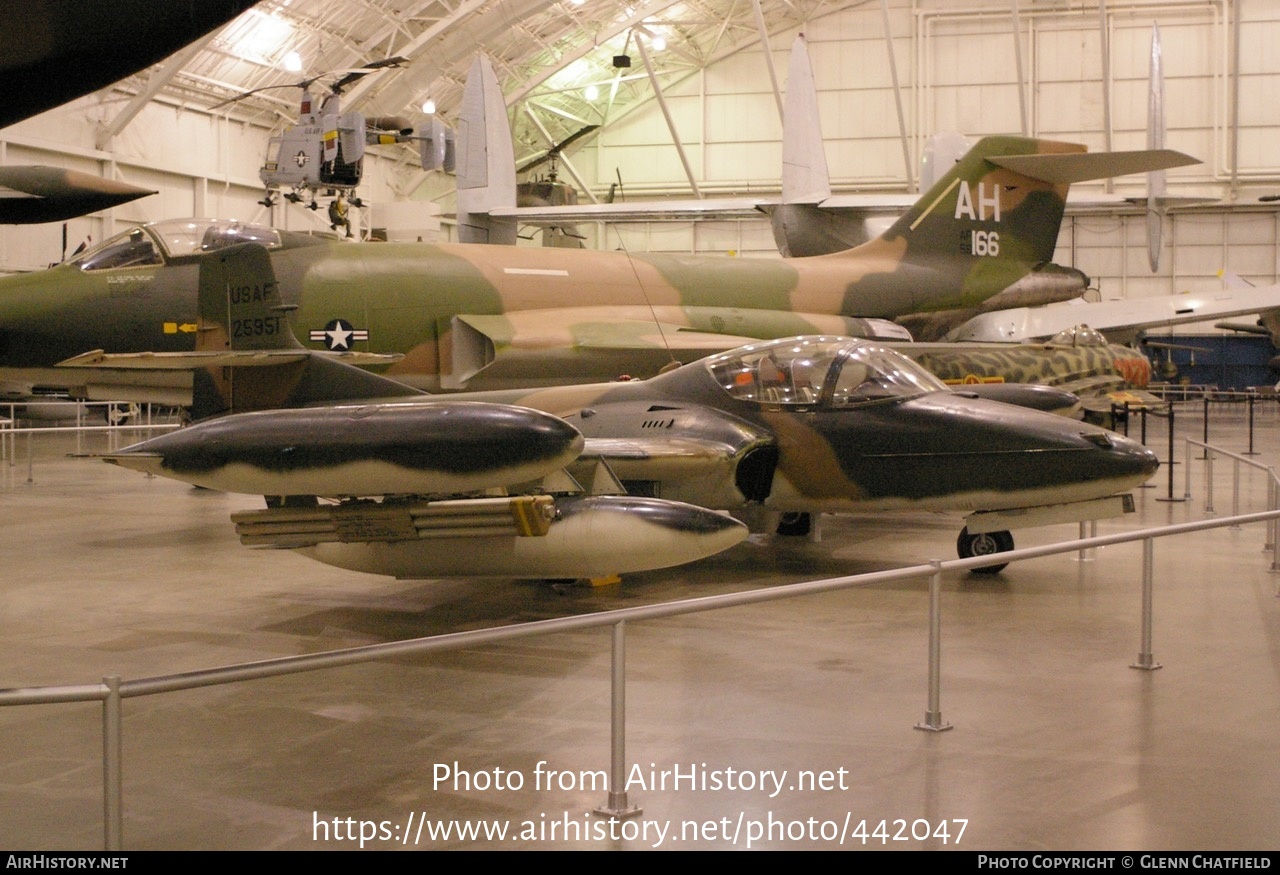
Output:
[
  {"xmin": 0, "ymin": 167, "xmax": 155, "ymax": 224},
  {"xmin": 0, "ymin": 2, "xmax": 257, "ymax": 222}
]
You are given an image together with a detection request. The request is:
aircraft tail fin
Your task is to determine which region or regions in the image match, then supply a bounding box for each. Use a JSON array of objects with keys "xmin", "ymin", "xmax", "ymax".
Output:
[
  {"xmin": 1147, "ymin": 24, "xmax": 1167, "ymax": 271},
  {"xmin": 455, "ymin": 55, "xmax": 517, "ymax": 244},
  {"xmin": 780, "ymin": 35, "xmax": 830, "ymax": 206},
  {"xmin": 842, "ymin": 136, "xmax": 1199, "ymax": 316},
  {"xmin": 190, "ymin": 243, "xmax": 421, "ymax": 419}
]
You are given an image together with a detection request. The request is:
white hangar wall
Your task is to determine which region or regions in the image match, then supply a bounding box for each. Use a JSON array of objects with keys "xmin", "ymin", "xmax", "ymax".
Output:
[
  {"xmin": 553, "ymin": 0, "xmax": 1280, "ymax": 331},
  {"xmin": 0, "ymin": 88, "xmax": 408, "ymax": 273},
  {"xmin": 0, "ymin": 0, "xmax": 1273, "ymax": 336}
]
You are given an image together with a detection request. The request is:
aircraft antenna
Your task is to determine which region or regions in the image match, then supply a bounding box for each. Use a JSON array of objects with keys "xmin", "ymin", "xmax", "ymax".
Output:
[{"xmin": 612, "ymin": 226, "xmax": 680, "ymax": 371}]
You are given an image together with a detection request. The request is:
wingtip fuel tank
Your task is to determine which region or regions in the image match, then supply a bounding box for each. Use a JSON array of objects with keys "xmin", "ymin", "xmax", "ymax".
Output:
[
  {"xmin": 105, "ymin": 401, "xmax": 585, "ymax": 497},
  {"xmin": 283, "ymin": 495, "xmax": 748, "ymax": 579}
]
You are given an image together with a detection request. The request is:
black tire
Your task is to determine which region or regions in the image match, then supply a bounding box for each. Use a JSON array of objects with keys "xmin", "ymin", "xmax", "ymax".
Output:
[
  {"xmin": 777, "ymin": 512, "xmax": 811, "ymax": 537},
  {"xmin": 956, "ymin": 528, "xmax": 1014, "ymax": 574}
]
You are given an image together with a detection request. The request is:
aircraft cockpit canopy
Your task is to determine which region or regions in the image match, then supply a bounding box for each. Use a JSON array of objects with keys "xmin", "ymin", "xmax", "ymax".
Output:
[
  {"xmin": 708, "ymin": 337, "xmax": 947, "ymax": 408},
  {"xmin": 71, "ymin": 219, "xmax": 283, "ymax": 271},
  {"xmin": 1049, "ymin": 324, "xmax": 1109, "ymax": 348},
  {"xmin": 151, "ymin": 219, "xmax": 282, "ymax": 257},
  {"xmin": 71, "ymin": 227, "xmax": 163, "ymax": 271}
]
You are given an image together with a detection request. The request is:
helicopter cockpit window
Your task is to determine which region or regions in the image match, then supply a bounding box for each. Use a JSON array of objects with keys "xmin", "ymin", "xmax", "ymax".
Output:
[
  {"xmin": 828, "ymin": 344, "xmax": 947, "ymax": 407},
  {"xmin": 73, "ymin": 228, "xmax": 162, "ymax": 271}
]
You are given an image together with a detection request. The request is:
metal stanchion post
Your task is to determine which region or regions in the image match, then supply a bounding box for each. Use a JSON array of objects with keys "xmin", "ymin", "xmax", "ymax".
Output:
[
  {"xmin": 1201, "ymin": 395, "xmax": 1209, "ymax": 458},
  {"xmin": 1157, "ymin": 404, "xmax": 1186, "ymax": 503},
  {"xmin": 1232, "ymin": 458, "xmax": 1242, "ymax": 526},
  {"xmin": 1204, "ymin": 449, "xmax": 1216, "ymax": 514},
  {"xmin": 1183, "ymin": 439, "xmax": 1192, "ymax": 501},
  {"xmin": 596, "ymin": 621, "xmax": 641, "ymax": 818},
  {"xmin": 103, "ymin": 676, "xmax": 123, "ymax": 851},
  {"xmin": 1246, "ymin": 393, "xmax": 1259, "ymax": 456},
  {"xmin": 1131, "ymin": 539, "xmax": 1163, "ymax": 671},
  {"xmin": 916, "ymin": 562, "xmax": 953, "ymax": 732}
]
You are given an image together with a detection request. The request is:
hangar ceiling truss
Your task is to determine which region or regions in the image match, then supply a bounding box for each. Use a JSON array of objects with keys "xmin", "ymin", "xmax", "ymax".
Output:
[{"xmin": 101, "ymin": 0, "xmax": 855, "ymax": 181}]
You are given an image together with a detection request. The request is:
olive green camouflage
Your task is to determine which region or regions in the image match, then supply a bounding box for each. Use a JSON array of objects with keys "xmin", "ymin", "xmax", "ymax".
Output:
[{"xmin": 0, "ymin": 136, "xmax": 1192, "ymax": 403}]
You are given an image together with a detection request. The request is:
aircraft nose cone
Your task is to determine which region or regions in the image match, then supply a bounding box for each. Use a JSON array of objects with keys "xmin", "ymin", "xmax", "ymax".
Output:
[{"xmin": 1079, "ymin": 429, "xmax": 1160, "ymax": 484}]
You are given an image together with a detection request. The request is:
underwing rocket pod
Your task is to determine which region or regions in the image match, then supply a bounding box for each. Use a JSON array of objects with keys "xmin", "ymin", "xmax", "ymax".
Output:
[
  {"xmin": 104, "ymin": 401, "xmax": 584, "ymax": 496},
  {"xmin": 272, "ymin": 495, "xmax": 749, "ymax": 579}
]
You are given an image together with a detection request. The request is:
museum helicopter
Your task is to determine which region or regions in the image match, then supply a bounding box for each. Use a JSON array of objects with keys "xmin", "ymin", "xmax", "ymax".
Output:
[
  {"xmin": 514, "ymin": 124, "xmax": 599, "ymax": 248},
  {"xmin": 215, "ymin": 58, "xmax": 454, "ymax": 219}
]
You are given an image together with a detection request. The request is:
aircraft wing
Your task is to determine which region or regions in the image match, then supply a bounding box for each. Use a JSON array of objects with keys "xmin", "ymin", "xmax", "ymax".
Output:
[
  {"xmin": 57, "ymin": 349, "xmax": 404, "ymax": 369},
  {"xmin": 491, "ymin": 189, "xmax": 1198, "ymax": 227},
  {"xmin": 48, "ymin": 348, "xmax": 406, "ymax": 407},
  {"xmin": 947, "ymin": 284, "xmax": 1280, "ymax": 343},
  {"xmin": 0, "ymin": 167, "xmax": 156, "ymax": 224},
  {"xmin": 492, "ymin": 197, "xmax": 770, "ymax": 224}
]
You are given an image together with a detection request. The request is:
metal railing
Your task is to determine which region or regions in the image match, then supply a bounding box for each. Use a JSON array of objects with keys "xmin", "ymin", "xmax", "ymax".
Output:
[
  {"xmin": 3, "ymin": 506, "xmax": 1280, "ymax": 850},
  {"xmin": 1, "ymin": 401, "xmax": 183, "ymax": 482},
  {"xmin": 1182, "ymin": 437, "xmax": 1280, "ymax": 569}
]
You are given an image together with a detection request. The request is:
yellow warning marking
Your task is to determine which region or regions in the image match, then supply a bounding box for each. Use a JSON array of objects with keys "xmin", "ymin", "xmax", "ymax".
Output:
[{"xmin": 909, "ymin": 178, "xmax": 961, "ymax": 231}]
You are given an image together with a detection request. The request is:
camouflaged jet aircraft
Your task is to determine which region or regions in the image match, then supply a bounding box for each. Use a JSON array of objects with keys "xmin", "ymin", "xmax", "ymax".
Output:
[
  {"xmin": 91, "ymin": 243, "xmax": 1158, "ymax": 577},
  {"xmin": 903, "ymin": 325, "xmax": 1158, "ymax": 422},
  {"xmin": 1, "ymin": 134, "xmax": 1195, "ymax": 403}
]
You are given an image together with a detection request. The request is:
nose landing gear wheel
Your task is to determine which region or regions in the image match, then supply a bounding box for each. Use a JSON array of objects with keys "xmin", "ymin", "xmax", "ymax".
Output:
[
  {"xmin": 776, "ymin": 512, "xmax": 811, "ymax": 537},
  {"xmin": 957, "ymin": 528, "xmax": 1014, "ymax": 574}
]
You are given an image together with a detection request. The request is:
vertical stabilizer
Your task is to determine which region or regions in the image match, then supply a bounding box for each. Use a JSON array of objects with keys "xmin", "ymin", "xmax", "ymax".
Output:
[
  {"xmin": 456, "ymin": 56, "xmax": 517, "ymax": 244},
  {"xmin": 1147, "ymin": 24, "xmax": 1167, "ymax": 272},
  {"xmin": 780, "ymin": 35, "xmax": 830, "ymax": 205},
  {"xmin": 191, "ymin": 244, "xmax": 419, "ymax": 419}
]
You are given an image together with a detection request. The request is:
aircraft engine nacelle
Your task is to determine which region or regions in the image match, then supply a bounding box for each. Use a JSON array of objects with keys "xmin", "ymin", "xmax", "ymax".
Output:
[
  {"xmin": 977, "ymin": 263, "xmax": 1091, "ymax": 313},
  {"xmin": 570, "ymin": 401, "xmax": 777, "ymax": 508}
]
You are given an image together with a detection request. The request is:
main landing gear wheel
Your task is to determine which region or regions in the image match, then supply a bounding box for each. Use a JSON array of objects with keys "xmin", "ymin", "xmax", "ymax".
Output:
[{"xmin": 956, "ymin": 528, "xmax": 1014, "ymax": 574}]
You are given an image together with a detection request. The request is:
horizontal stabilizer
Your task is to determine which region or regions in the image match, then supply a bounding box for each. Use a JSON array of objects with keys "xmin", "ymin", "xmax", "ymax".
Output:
[{"xmin": 989, "ymin": 149, "xmax": 1199, "ymax": 185}]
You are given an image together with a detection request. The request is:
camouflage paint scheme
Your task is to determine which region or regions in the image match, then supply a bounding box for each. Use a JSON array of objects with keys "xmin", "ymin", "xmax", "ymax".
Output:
[
  {"xmin": 1, "ymin": 136, "xmax": 1102, "ymax": 401},
  {"xmin": 94, "ymin": 245, "xmax": 1158, "ymax": 574},
  {"xmin": 904, "ymin": 327, "xmax": 1156, "ymax": 417},
  {"xmin": 431, "ymin": 338, "xmax": 1159, "ymax": 515},
  {"xmin": 911, "ymin": 341, "xmax": 1151, "ymax": 389}
]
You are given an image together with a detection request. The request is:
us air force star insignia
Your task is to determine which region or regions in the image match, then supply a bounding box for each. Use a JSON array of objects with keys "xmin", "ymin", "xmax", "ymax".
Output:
[
  {"xmin": 295, "ymin": 151, "xmax": 308, "ymax": 167},
  {"xmin": 309, "ymin": 319, "xmax": 368, "ymax": 351}
]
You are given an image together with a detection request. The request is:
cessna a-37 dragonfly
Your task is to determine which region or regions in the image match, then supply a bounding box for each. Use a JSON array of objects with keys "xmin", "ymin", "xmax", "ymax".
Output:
[{"xmin": 89, "ymin": 243, "xmax": 1158, "ymax": 579}]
